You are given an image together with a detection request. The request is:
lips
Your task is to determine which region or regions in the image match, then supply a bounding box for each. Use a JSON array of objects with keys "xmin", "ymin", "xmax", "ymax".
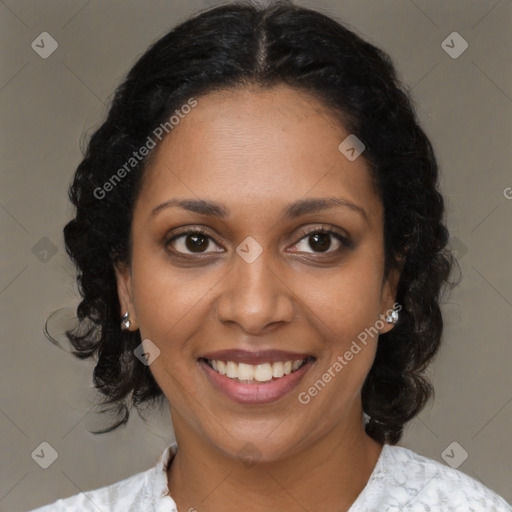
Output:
[{"xmin": 197, "ymin": 349, "xmax": 316, "ymax": 404}]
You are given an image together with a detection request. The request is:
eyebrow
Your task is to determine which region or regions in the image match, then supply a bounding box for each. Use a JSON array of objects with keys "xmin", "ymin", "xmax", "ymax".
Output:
[{"xmin": 150, "ymin": 197, "xmax": 368, "ymax": 223}]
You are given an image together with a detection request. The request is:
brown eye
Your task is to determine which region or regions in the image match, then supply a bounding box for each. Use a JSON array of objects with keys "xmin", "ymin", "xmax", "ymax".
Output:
[
  {"xmin": 289, "ymin": 227, "xmax": 351, "ymax": 255},
  {"xmin": 165, "ymin": 229, "xmax": 223, "ymax": 255}
]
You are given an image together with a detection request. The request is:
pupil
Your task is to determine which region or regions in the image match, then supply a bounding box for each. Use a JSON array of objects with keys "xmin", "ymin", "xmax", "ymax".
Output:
[
  {"xmin": 310, "ymin": 233, "xmax": 330, "ymax": 252},
  {"xmin": 186, "ymin": 233, "xmax": 208, "ymax": 252}
]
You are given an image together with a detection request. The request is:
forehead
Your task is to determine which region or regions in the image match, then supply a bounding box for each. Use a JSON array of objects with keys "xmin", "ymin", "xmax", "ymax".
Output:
[{"xmin": 135, "ymin": 85, "xmax": 382, "ymax": 225}]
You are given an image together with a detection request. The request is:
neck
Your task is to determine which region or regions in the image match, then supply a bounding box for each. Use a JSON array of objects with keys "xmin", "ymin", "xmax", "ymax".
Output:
[{"xmin": 166, "ymin": 412, "xmax": 383, "ymax": 512}]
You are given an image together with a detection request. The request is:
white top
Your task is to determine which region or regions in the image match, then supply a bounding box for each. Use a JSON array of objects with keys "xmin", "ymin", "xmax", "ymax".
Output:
[{"xmin": 30, "ymin": 442, "xmax": 511, "ymax": 511}]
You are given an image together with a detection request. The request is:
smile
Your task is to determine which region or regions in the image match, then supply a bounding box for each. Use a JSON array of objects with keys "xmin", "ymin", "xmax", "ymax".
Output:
[{"xmin": 198, "ymin": 355, "xmax": 316, "ymax": 404}]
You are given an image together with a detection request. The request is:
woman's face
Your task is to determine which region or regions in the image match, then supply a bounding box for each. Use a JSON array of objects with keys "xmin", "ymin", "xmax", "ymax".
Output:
[{"xmin": 116, "ymin": 84, "xmax": 399, "ymax": 461}]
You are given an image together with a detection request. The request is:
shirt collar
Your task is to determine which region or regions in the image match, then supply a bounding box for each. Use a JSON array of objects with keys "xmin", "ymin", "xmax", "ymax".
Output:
[{"xmin": 149, "ymin": 442, "xmax": 179, "ymax": 511}]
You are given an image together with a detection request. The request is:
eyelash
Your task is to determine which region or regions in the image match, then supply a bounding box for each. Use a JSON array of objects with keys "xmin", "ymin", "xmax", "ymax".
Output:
[{"xmin": 163, "ymin": 225, "xmax": 351, "ymax": 259}]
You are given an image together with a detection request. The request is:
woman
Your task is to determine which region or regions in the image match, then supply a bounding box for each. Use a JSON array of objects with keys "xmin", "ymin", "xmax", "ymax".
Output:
[{"xmin": 31, "ymin": 1, "xmax": 511, "ymax": 510}]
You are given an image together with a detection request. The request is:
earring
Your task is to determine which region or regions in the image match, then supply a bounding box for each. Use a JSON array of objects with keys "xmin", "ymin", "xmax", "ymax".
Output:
[
  {"xmin": 385, "ymin": 308, "xmax": 399, "ymax": 324},
  {"xmin": 121, "ymin": 311, "xmax": 131, "ymax": 330}
]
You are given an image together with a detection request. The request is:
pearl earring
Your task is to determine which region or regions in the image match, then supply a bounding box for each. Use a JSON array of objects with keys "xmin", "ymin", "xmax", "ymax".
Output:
[
  {"xmin": 121, "ymin": 311, "xmax": 131, "ymax": 330},
  {"xmin": 385, "ymin": 309, "xmax": 399, "ymax": 324}
]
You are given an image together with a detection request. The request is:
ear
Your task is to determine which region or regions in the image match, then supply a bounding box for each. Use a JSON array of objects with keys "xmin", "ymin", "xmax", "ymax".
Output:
[
  {"xmin": 114, "ymin": 262, "xmax": 138, "ymax": 331},
  {"xmin": 378, "ymin": 262, "xmax": 402, "ymax": 335}
]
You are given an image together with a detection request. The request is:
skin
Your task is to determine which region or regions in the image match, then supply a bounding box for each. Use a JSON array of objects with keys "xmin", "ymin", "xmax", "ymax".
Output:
[{"xmin": 115, "ymin": 84, "xmax": 401, "ymax": 512}]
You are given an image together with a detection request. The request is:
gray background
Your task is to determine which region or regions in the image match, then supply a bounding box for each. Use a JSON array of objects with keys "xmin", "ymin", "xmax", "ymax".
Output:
[{"xmin": 1, "ymin": 0, "xmax": 511, "ymax": 510}]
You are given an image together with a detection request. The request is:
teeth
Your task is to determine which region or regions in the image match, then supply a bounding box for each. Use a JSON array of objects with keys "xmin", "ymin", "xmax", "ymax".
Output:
[
  {"xmin": 292, "ymin": 360, "xmax": 302, "ymax": 371},
  {"xmin": 226, "ymin": 361, "xmax": 238, "ymax": 379},
  {"xmin": 272, "ymin": 362, "xmax": 284, "ymax": 378},
  {"xmin": 237, "ymin": 363, "xmax": 254, "ymax": 381},
  {"xmin": 206, "ymin": 358, "xmax": 308, "ymax": 382},
  {"xmin": 254, "ymin": 363, "xmax": 273, "ymax": 382}
]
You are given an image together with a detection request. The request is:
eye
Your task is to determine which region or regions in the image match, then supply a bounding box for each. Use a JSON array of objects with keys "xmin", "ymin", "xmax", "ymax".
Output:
[
  {"xmin": 164, "ymin": 225, "xmax": 351, "ymax": 258},
  {"xmin": 288, "ymin": 226, "xmax": 351, "ymax": 255},
  {"xmin": 165, "ymin": 228, "xmax": 224, "ymax": 256}
]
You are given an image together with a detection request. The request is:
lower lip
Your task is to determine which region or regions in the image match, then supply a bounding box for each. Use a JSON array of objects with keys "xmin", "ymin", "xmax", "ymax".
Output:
[{"xmin": 199, "ymin": 359, "xmax": 314, "ymax": 404}]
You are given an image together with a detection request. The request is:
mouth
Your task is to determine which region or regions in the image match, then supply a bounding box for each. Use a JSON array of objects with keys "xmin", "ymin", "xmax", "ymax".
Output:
[{"xmin": 197, "ymin": 351, "xmax": 316, "ymax": 404}]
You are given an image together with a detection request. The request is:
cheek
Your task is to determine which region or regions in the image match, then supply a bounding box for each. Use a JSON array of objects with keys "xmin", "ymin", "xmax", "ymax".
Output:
[
  {"xmin": 295, "ymin": 269, "xmax": 382, "ymax": 419},
  {"xmin": 297, "ymin": 255, "xmax": 385, "ymax": 336},
  {"xmin": 291, "ymin": 252, "xmax": 384, "ymax": 400},
  {"xmin": 129, "ymin": 247, "xmax": 231, "ymax": 383},
  {"xmin": 129, "ymin": 257, "xmax": 211, "ymax": 406},
  {"xmin": 132, "ymin": 269, "xmax": 211, "ymax": 344}
]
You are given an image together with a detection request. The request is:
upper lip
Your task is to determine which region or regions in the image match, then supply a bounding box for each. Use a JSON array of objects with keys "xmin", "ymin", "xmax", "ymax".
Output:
[{"xmin": 199, "ymin": 349, "xmax": 314, "ymax": 365}]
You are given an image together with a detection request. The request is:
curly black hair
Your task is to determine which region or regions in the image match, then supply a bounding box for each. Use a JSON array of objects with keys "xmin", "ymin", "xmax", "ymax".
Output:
[{"xmin": 60, "ymin": 0, "xmax": 456, "ymax": 444}]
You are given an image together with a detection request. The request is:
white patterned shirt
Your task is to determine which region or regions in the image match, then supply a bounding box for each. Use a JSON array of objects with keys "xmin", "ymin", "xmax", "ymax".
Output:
[{"xmin": 30, "ymin": 442, "xmax": 511, "ymax": 511}]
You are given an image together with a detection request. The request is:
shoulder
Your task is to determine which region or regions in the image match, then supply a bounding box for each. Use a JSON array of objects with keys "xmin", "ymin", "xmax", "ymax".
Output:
[
  {"xmin": 28, "ymin": 444, "xmax": 176, "ymax": 512},
  {"xmin": 28, "ymin": 468, "xmax": 151, "ymax": 512},
  {"xmin": 352, "ymin": 444, "xmax": 512, "ymax": 511}
]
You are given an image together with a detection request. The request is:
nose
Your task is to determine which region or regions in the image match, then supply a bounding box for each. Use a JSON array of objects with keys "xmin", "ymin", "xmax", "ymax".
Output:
[{"xmin": 215, "ymin": 248, "xmax": 295, "ymax": 335}]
